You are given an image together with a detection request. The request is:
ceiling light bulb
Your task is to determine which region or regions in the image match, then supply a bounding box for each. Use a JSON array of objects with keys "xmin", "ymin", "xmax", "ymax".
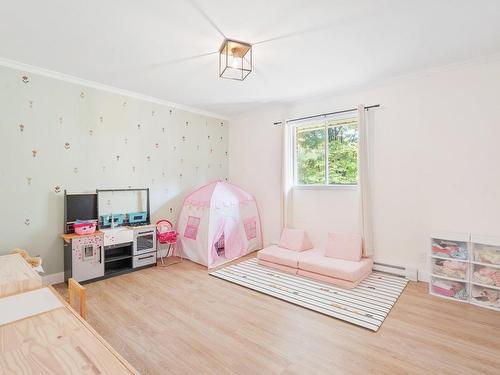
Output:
[{"xmin": 231, "ymin": 58, "xmax": 239, "ymax": 68}]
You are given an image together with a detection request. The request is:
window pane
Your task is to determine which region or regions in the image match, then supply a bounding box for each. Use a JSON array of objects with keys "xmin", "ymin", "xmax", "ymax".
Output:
[
  {"xmin": 296, "ymin": 124, "xmax": 326, "ymax": 184},
  {"xmin": 328, "ymin": 119, "xmax": 358, "ymax": 185}
]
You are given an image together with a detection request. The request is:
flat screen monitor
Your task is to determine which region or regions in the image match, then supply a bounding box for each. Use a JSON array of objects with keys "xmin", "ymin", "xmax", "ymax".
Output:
[{"xmin": 65, "ymin": 193, "xmax": 98, "ymax": 223}]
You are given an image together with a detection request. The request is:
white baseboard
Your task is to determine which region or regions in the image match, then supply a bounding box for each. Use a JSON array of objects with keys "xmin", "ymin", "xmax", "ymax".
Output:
[
  {"xmin": 373, "ymin": 262, "xmax": 418, "ymax": 281},
  {"xmin": 418, "ymin": 271, "xmax": 430, "ymax": 283},
  {"xmin": 42, "ymin": 272, "xmax": 64, "ymax": 286}
]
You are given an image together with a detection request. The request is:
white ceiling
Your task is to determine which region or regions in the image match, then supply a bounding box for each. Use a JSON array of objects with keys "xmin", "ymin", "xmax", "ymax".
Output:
[{"xmin": 1, "ymin": 0, "xmax": 500, "ymax": 118}]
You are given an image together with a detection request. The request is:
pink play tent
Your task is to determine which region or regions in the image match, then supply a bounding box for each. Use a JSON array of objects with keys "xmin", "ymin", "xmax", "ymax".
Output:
[{"xmin": 176, "ymin": 181, "xmax": 263, "ymax": 268}]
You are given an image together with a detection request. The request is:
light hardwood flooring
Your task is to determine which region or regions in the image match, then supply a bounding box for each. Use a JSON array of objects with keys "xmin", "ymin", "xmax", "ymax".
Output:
[{"xmin": 55, "ymin": 255, "xmax": 500, "ymax": 375}]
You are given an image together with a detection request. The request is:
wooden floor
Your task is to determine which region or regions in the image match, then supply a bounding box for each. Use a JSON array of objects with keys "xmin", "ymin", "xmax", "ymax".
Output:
[{"xmin": 55, "ymin": 256, "xmax": 500, "ymax": 375}]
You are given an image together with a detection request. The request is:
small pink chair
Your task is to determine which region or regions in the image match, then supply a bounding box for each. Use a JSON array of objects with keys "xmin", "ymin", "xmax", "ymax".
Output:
[{"xmin": 156, "ymin": 220, "xmax": 181, "ymax": 266}]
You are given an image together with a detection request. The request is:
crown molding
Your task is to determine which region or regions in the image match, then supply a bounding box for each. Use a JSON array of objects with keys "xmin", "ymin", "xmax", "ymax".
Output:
[
  {"xmin": 0, "ymin": 57, "xmax": 228, "ymax": 121},
  {"xmin": 286, "ymin": 51, "xmax": 500, "ymax": 108}
]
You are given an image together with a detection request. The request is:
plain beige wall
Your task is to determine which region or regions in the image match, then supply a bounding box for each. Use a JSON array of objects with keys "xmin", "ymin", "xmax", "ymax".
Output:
[
  {"xmin": 228, "ymin": 105, "xmax": 286, "ymax": 247},
  {"xmin": 229, "ymin": 56, "xmax": 500, "ymax": 280}
]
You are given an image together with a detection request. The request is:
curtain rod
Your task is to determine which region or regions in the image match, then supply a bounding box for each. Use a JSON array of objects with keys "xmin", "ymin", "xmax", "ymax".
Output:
[{"xmin": 273, "ymin": 104, "xmax": 380, "ymax": 126}]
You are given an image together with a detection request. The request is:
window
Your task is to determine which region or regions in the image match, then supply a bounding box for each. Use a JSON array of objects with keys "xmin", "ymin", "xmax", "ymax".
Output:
[
  {"xmin": 243, "ymin": 217, "xmax": 257, "ymax": 240},
  {"xmin": 294, "ymin": 114, "xmax": 358, "ymax": 186},
  {"xmin": 184, "ymin": 216, "xmax": 201, "ymax": 240}
]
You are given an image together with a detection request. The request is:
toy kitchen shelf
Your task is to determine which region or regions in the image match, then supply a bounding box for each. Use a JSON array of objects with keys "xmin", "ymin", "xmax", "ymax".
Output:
[{"xmin": 62, "ymin": 189, "xmax": 157, "ymax": 284}]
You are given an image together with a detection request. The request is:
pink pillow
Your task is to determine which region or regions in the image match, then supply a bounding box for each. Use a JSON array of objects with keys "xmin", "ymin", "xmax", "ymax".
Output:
[
  {"xmin": 278, "ymin": 228, "xmax": 313, "ymax": 252},
  {"xmin": 325, "ymin": 232, "xmax": 362, "ymax": 261}
]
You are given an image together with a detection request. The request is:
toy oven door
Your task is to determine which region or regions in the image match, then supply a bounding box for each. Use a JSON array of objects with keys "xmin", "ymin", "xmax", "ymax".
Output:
[
  {"xmin": 133, "ymin": 229, "xmax": 156, "ymax": 255},
  {"xmin": 72, "ymin": 240, "xmax": 104, "ymax": 282}
]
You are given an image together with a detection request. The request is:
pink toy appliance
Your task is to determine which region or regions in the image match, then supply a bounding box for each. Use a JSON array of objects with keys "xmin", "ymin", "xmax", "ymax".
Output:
[{"xmin": 73, "ymin": 220, "xmax": 97, "ymax": 235}]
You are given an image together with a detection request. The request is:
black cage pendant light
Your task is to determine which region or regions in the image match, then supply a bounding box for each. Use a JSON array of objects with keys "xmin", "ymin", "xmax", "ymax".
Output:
[{"xmin": 219, "ymin": 39, "xmax": 252, "ymax": 81}]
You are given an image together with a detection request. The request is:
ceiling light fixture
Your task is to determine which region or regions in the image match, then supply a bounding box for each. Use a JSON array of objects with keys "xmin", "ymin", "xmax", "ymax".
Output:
[{"xmin": 219, "ymin": 39, "xmax": 252, "ymax": 81}]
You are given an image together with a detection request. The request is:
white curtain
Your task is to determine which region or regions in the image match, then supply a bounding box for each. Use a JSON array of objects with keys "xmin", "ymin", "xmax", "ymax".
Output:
[
  {"xmin": 281, "ymin": 121, "xmax": 294, "ymax": 229},
  {"xmin": 358, "ymin": 104, "xmax": 374, "ymax": 256}
]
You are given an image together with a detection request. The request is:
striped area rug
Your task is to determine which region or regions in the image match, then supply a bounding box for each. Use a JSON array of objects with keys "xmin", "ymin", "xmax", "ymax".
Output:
[{"xmin": 210, "ymin": 258, "xmax": 408, "ymax": 331}]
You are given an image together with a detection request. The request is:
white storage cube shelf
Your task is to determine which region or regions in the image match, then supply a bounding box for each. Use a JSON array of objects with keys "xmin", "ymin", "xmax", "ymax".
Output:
[
  {"xmin": 430, "ymin": 233, "xmax": 470, "ymax": 303},
  {"xmin": 470, "ymin": 235, "xmax": 500, "ymax": 311},
  {"xmin": 430, "ymin": 233, "xmax": 500, "ymax": 311}
]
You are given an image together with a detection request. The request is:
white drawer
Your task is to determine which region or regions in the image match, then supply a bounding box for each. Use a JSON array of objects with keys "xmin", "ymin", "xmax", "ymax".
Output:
[
  {"xmin": 430, "ymin": 276, "xmax": 468, "ymax": 302},
  {"xmin": 471, "ymin": 240, "xmax": 500, "ymax": 266},
  {"xmin": 471, "ymin": 263, "xmax": 500, "ymax": 287},
  {"xmin": 103, "ymin": 229, "xmax": 134, "ymax": 246},
  {"xmin": 431, "ymin": 257, "xmax": 468, "ymax": 281},
  {"xmin": 470, "ymin": 284, "xmax": 500, "ymax": 311},
  {"xmin": 431, "ymin": 236, "xmax": 468, "ymax": 261},
  {"xmin": 133, "ymin": 252, "xmax": 156, "ymax": 268}
]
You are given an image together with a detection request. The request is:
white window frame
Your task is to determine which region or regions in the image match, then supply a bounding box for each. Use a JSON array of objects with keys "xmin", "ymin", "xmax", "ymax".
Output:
[{"xmin": 292, "ymin": 112, "xmax": 359, "ymax": 190}]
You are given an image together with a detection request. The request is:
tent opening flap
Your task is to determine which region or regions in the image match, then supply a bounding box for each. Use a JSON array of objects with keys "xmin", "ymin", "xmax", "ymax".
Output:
[{"xmin": 216, "ymin": 234, "xmax": 225, "ymax": 256}]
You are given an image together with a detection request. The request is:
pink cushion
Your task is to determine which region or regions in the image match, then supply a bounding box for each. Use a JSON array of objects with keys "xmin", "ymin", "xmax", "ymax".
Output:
[
  {"xmin": 278, "ymin": 228, "xmax": 313, "ymax": 252},
  {"xmin": 258, "ymin": 259, "xmax": 298, "ymax": 275},
  {"xmin": 299, "ymin": 249, "xmax": 372, "ymax": 282},
  {"xmin": 298, "ymin": 268, "xmax": 371, "ymax": 289},
  {"xmin": 257, "ymin": 245, "xmax": 304, "ymax": 268},
  {"xmin": 325, "ymin": 232, "xmax": 362, "ymax": 261}
]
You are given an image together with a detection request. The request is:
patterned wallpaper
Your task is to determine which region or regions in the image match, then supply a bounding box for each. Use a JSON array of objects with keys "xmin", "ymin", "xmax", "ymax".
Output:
[{"xmin": 0, "ymin": 65, "xmax": 228, "ymax": 274}]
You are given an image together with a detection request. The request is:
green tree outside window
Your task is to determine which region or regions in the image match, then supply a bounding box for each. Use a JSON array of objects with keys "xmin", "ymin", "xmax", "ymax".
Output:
[{"xmin": 296, "ymin": 117, "xmax": 358, "ymax": 185}]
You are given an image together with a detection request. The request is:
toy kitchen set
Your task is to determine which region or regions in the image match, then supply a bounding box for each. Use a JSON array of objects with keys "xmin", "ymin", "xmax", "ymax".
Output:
[{"xmin": 61, "ymin": 188, "xmax": 157, "ymax": 283}]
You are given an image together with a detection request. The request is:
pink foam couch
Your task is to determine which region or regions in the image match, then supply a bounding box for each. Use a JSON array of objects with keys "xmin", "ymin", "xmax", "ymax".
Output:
[{"xmin": 257, "ymin": 229, "xmax": 372, "ymax": 288}]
